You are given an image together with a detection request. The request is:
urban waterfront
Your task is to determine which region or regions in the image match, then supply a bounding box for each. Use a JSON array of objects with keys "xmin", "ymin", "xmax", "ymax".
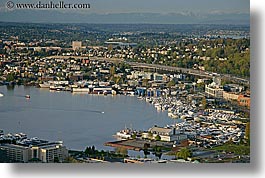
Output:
[
  {"xmin": 0, "ymin": 85, "xmax": 175, "ymax": 152},
  {"xmin": 0, "ymin": 22, "xmax": 250, "ymax": 163}
]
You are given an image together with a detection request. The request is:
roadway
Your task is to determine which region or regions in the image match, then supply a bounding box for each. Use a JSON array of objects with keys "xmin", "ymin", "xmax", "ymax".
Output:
[
  {"xmin": 44, "ymin": 55, "xmax": 249, "ymax": 85},
  {"xmin": 126, "ymin": 61, "xmax": 250, "ymax": 85}
]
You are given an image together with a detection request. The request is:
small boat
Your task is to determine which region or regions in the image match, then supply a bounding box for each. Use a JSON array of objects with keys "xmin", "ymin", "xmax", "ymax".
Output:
[
  {"xmin": 50, "ymin": 85, "xmax": 65, "ymax": 91},
  {"xmin": 0, "ymin": 93, "xmax": 4, "ymax": 97},
  {"xmin": 39, "ymin": 82, "xmax": 50, "ymax": 88},
  {"xmin": 25, "ymin": 95, "xmax": 30, "ymax": 99}
]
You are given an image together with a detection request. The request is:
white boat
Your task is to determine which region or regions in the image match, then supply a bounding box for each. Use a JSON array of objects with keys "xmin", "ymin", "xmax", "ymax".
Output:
[
  {"xmin": 116, "ymin": 131, "xmax": 132, "ymax": 139},
  {"xmin": 50, "ymin": 85, "xmax": 65, "ymax": 91},
  {"xmin": 69, "ymin": 84, "xmax": 78, "ymax": 88},
  {"xmin": 115, "ymin": 128, "xmax": 134, "ymax": 139},
  {"xmin": 127, "ymin": 91, "xmax": 135, "ymax": 96},
  {"xmin": 72, "ymin": 88, "xmax": 90, "ymax": 92},
  {"xmin": 168, "ymin": 112, "xmax": 178, "ymax": 119},
  {"xmin": 0, "ymin": 93, "xmax": 4, "ymax": 97},
  {"xmin": 111, "ymin": 90, "xmax": 117, "ymax": 95},
  {"xmin": 39, "ymin": 83, "xmax": 50, "ymax": 88}
]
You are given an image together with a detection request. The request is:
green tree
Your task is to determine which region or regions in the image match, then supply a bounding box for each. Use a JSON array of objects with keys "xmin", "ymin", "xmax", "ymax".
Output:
[
  {"xmin": 91, "ymin": 145, "xmax": 95, "ymax": 154},
  {"xmin": 142, "ymin": 79, "xmax": 150, "ymax": 87},
  {"xmin": 131, "ymin": 133, "xmax": 137, "ymax": 139},
  {"xmin": 108, "ymin": 44, "xmax": 113, "ymax": 51},
  {"xmin": 53, "ymin": 156, "xmax": 60, "ymax": 163},
  {"xmin": 64, "ymin": 156, "xmax": 80, "ymax": 163},
  {"xmin": 176, "ymin": 148, "xmax": 192, "ymax": 160},
  {"xmin": 201, "ymin": 97, "xmax": 207, "ymax": 109},
  {"xmin": 155, "ymin": 135, "xmax": 161, "ymax": 141},
  {"xmin": 196, "ymin": 82, "xmax": 205, "ymax": 91},
  {"xmin": 114, "ymin": 76, "xmax": 121, "ymax": 84},
  {"xmin": 6, "ymin": 73, "xmax": 15, "ymax": 82},
  {"xmin": 153, "ymin": 146, "xmax": 162, "ymax": 159},
  {"xmin": 115, "ymin": 147, "xmax": 128, "ymax": 158},
  {"xmin": 143, "ymin": 149, "xmax": 150, "ymax": 158},
  {"xmin": 110, "ymin": 66, "xmax": 116, "ymax": 76},
  {"xmin": 245, "ymin": 122, "xmax": 250, "ymax": 141},
  {"xmin": 85, "ymin": 146, "xmax": 91, "ymax": 155},
  {"xmin": 148, "ymin": 131, "xmax": 153, "ymax": 140},
  {"xmin": 167, "ymin": 80, "xmax": 176, "ymax": 87},
  {"xmin": 172, "ymin": 51, "xmax": 177, "ymax": 59}
]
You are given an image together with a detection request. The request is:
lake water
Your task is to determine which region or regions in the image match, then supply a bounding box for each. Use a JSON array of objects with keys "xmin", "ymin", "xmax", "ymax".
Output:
[{"xmin": 0, "ymin": 85, "xmax": 176, "ymax": 154}]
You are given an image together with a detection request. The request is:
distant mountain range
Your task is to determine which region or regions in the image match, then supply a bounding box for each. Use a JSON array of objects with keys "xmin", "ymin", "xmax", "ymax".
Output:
[{"xmin": 0, "ymin": 10, "xmax": 249, "ymax": 24}]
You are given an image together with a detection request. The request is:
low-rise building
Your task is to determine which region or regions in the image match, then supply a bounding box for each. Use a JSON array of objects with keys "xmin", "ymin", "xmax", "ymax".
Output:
[
  {"xmin": 238, "ymin": 94, "xmax": 250, "ymax": 108},
  {"xmin": 223, "ymin": 84, "xmax": 244, "ymax": 92},
  {"xmin": 205, "ymin": 84, "xmax": 223, "ymax": 98},
  {"xmin": 72, "ymin": 41, "xmax": 82, "ymax": 50},
  {"xmin": 222, "ymin": 91, "xmax": 240, "ymax": 101},
  {"xmin": 142, "ymin": 126, "xmax": 187, "ymax": 142}
]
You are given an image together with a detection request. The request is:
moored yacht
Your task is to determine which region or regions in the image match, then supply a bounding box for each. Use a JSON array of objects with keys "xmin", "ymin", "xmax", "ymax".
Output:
[
  {"xmin": 39, "ymin": 83, "xmax": 50, "ymax": 88},
  {"xmin": 50, "ymin": 85, "xmax": 65, "ymax": 91}
]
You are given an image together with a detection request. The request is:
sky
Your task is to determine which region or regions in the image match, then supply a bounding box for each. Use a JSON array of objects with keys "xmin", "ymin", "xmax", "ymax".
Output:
[
  {"xmin": 87, "ymin": 0, "xmax": 249, "ymax": 14},
  {"xmin": 0, "ymin": 0, "xmax": 250, "ymax": 23}
]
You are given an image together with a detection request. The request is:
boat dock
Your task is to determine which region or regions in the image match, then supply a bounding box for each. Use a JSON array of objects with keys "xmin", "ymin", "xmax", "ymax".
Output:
[{"xmin": 105, "ymin": 139, "xmax": 173, "ymax": 151}]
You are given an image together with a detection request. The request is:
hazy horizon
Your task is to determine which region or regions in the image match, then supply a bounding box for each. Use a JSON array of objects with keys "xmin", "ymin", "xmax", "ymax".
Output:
[{"xmin": 0, "ymin": 0, "xmax": 250, "ymax": 24}]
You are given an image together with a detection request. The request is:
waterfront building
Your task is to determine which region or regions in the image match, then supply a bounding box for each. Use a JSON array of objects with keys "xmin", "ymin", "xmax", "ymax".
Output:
[
  {"xmin": 136, "ymin": 87, "xmax": 147, "ymax": 96},
  {"xmin": 37, "ymin": 142, "xmax": 68, "ymax": 163},
  {"xmin": 0, "ymin": 139, "xmax": 68, "ymax": 163},
  {"xmin": 0, "ymin": 144, "xmax": 29, "ymax": 163},
  {"xmin": 205, "ymin": 84, "xmax": 223, "ymax": 98},
  {"xmin": 142, "ymin": 126, "xmax": 187, "ymax": 142}
]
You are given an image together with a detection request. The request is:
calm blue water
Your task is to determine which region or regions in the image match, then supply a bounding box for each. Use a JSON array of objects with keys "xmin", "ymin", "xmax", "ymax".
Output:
[{"xmin": 0, "ymin": 85, "xmax": 175, "ymax": 153}]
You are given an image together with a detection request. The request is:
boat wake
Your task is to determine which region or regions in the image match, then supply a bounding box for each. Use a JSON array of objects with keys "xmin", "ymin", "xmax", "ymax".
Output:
[
  {"xmin": 14, "ymin": 94, "xmax": 29, "ymax": 98},
  {"xmin": 30, "ymin": 107, "xmax": 104, "ymax": 114}
]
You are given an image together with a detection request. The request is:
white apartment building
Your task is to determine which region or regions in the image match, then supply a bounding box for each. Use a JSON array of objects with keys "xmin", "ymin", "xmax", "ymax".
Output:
[{"xmin": 0, "ymin": 141, "xmax": 68, "ymax": 163}]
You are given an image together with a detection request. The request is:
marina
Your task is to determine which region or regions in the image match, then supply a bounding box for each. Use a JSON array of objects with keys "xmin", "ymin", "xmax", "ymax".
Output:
[
  {"xmin": 0, "ymin": 85, "xmax": 173, "ymax": 152},
  {"xmin": 0, "ymin": 83, "xmax": 248, "ymax": 157},
  {"xmin": 141, "ymin": 95, "xmax": 246, "ymax": 146}
]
